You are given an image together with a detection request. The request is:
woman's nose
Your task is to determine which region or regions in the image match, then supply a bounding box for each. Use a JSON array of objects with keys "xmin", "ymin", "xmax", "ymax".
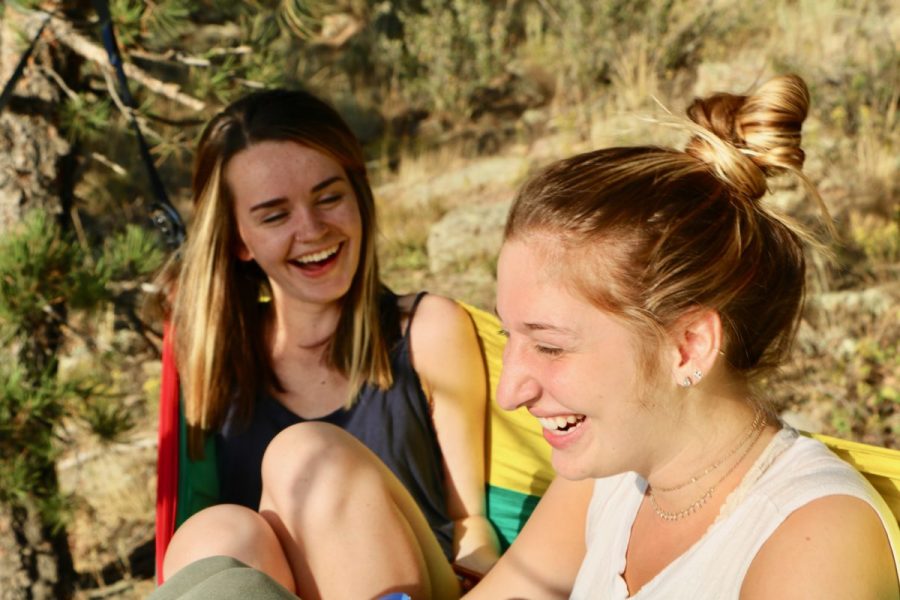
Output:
[
  {"xmin": 292, "ymin": 208, "xmax": 327, "ymax": 242},
  {"xmin": 496, "ymin": 342, "xmax": 541, "ymax": 411}
]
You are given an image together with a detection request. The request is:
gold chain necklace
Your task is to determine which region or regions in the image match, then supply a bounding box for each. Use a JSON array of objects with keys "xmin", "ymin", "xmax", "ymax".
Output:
[
  {"xmin": 648, "ymin": 411, "xmax": 766, "ymax": 522},
  {"xmin": 652, "ymin": 409, "xmax": 765, "ymax": 493}
]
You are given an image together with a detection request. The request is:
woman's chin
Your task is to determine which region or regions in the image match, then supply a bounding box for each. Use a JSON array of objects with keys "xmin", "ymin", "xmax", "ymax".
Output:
[{"xmin": 550, "ymin": 456, "xmax": 597, "ymax": 482}]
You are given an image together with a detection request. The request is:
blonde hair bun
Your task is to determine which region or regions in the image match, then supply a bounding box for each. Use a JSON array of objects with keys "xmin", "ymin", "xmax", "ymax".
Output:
[{"xmin": 685, "ymin": 74, "xmax": 810, "ymax": 201}]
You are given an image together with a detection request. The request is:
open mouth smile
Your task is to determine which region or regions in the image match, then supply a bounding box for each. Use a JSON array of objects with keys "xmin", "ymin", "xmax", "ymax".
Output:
[
  {"xmin": 288, "ymin": 243, "xmax": 341, "ymax": 271},
  {"xmin": 538, "ymin": 414, "xmax": 586, "ymax": 435}
]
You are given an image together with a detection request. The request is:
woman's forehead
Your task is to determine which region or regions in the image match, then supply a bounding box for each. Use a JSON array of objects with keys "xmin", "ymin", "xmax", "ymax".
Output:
[
  {"xmin": 500, "ymin": 231, "xmax": 615, "ymax": 283},
  {"xmin": 498, "ymin": 239, "xmax": 581, "ymax": 315}
]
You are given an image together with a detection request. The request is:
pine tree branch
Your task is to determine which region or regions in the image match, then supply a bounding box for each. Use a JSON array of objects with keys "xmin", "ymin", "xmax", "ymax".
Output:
[
  {"xmin": 68, "ymin": 206, "xmax": 93, "ymax": 262},
  {"xmin": 143, "ymin": 111, "xmax": 205, "ymax": 127},
  {"xmin": 88, "ymin": 152, "xmax": 127, "ymax": 176},
  {"xmin": 238, "ymin": 78, "xmax": 267, "ymax": 90},
  {"xmin": 100, "ymin": 67, "xmax": 165, "ymax": 144},
  {"xmin": 48, "ymin": 15, "xmax": 206, "ymax": 112},
  {"xmin": 37, "ymin": 65, "xmax": 78, "ymax": 100},
  {"xmin": 105, "ymin": 281, "xmax": 160, "ymax": 295},
  {"xmin": 130, "ymin": 46, "xmax": 253, "ymax": 68},
  {"xmin": 130, "ymin": 48, "xmax": 210, "ymax": 67}
]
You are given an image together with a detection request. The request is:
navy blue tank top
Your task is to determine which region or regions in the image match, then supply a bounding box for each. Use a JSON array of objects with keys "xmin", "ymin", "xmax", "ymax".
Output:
[{"xmin": 216, "ymin": 291, "xmax": 454, "ymax": 560}]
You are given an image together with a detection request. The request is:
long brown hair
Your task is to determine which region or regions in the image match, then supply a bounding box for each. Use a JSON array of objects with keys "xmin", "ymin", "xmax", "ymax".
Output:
[
  {"xmin": 505, "ymin": 74, "xmax": 824, "ymax": 380},
  {"xmin": 169, "ymin": 89, "xmax": 390, "ymax": 457}
]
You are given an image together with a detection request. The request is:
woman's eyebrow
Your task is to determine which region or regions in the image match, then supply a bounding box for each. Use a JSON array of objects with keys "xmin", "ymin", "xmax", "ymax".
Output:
[
  {"xmin": 310, "ymin": 175, "xmax": 343, "ymax": 193},
  {"xmin": 524, "ymin": 322, "xmax": 575, "ymax": 335},
  {"xmin": 248, "ymin": 175, "xmax": 345, "ymax": 213},
  {"xmin": 495, "ymin": 306, "xmax": 575, "ymax": 335},
  {"xmin": 249, "ymin": 197, "xmax": 287, "ymax": 213}
]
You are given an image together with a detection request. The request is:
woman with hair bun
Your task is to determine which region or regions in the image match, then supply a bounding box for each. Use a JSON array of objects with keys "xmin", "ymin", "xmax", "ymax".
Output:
[{"xmin": 465, "ymin": 74, "xmax": 900, "ymax": 598}]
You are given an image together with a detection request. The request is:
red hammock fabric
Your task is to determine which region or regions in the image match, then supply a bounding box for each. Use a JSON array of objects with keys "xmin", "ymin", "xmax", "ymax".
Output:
[{"xmin": 154, "ymin": 322, "xmax": 179, "ymax": 584}]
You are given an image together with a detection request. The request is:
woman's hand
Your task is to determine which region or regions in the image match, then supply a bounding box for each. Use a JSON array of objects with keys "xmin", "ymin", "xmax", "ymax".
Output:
[
  {"xmin": 463, "ymin": 477, "xmax": 592, "ymax": 599},
  {"xmin": 452, "ymin": 514, "xmax": 501, "ymax": 575}
]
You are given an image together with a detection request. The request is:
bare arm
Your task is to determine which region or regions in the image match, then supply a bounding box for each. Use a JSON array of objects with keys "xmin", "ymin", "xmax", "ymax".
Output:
[
  {"xmin": 410, "ymin": 295, "xmax": 499, "ymax": 574},
  {"xmin": 741, "ymin": 495, "xmax": 899, "ymax": 599},
  {"xmin": 465, "ymin": 476, "xmax": 593, "ymax": 599}
]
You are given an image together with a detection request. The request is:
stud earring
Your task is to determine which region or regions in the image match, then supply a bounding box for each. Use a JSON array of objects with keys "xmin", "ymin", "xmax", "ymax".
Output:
[
  {"xmin": 693, "ymin": 369, "xmax": 703, "ymax": 381},
  {"xmin": 680, "ymin": 377, "xmax": 692, "ymax": 388}
]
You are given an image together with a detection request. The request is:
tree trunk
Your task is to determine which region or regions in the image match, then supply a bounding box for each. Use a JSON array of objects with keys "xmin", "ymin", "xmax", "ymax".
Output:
[
  {"xmin": 0, "ymin": 8, "xmax": 77, "ymax": 599},
  {"xmin": 0, "ymin": 490, "xmax": 75, "ymax": 600},
  {"xmin": 0, "ymin": 10, "xmax": 69, "ymax": 228}
]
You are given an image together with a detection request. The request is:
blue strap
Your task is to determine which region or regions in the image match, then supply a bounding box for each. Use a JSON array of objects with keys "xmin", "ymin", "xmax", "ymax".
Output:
[{"xmin": 91, "ymin": 0, "xmax": 186, "ymax": 249}]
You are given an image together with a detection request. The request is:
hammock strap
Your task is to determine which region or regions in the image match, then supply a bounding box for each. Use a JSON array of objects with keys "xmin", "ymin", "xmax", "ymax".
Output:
[{"xmin": 91, "ymin": 0, "xmax": 186, "ymax": 249}]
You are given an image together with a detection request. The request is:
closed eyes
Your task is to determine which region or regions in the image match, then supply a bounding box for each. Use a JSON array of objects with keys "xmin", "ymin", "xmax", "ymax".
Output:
[
  {"xmin": 260, "ymin": 211, "xmax": 288, "ymax": 224},
  {"xmin": 497, "ymin": 328, "xmax": 563, "ymax": 356},
  {"xmin": 536, "ymin": 345, "xmax": 563, "ymax": 357},
  {"xmin": 255, "ymin": 193, "xmax": 344, "ymax": 225}
]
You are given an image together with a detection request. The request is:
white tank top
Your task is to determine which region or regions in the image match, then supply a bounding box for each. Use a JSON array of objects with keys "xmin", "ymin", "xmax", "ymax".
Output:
[{"xmin": 570, "ymin": 428, "xmax": 900, "ymax": 599}]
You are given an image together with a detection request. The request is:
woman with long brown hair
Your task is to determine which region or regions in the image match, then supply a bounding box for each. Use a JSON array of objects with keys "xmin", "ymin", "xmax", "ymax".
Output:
[{"xmin": 156, "ymin": 89, "xmax": 497, "ymax": 599}]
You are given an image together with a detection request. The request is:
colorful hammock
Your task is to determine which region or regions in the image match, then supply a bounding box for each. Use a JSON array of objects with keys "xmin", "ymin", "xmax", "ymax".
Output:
[{"xmin": 155, "ymin": 302, "xmax": 900, "ymax": 581}]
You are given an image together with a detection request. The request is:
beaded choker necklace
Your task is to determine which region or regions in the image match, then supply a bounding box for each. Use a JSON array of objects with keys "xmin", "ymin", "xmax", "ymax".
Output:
[{"xmin": 648, "ymin": 410, "xmax": 766, "ymax": 522}]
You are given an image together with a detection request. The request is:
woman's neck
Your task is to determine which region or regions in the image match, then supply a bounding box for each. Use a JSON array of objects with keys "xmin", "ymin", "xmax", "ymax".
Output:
[
  {"xmin": 643, "ymin": 383, "xmax": 766, "ymax": 493},
  {"xmin": 266, "ymin": 295, "xmax": 343, "ymax": 364}
]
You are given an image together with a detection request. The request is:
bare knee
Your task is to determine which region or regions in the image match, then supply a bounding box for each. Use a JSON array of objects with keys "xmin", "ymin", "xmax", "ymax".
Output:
[
  {"xmin": 260, "ymin": 424, "xmax": 445, "ymax": 599},
  {"xmin": 263, "ymin": 422, "xmax": 361, "ymax": 472},
  {"xmin": 163, "ymin": 504, "xmax": 293, "ymax": 590},
  {"xmin": 261, "ymin": 422, "xmax": 371, "ymax": 509}
]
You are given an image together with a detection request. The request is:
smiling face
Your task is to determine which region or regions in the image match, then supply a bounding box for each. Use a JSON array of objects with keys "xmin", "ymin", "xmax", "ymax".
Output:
[
  {"xmin": 226, "ymin": 140, "xmax": 363, "ymax": 311},
  {"xmin": 495, "ymin": 236, "xmax": 670, "ymax": 480}
]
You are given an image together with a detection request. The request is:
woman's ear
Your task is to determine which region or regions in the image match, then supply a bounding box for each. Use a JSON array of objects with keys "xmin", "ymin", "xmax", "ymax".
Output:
[
  {"xmin": 670, "ymin": 308, "xmax": 722, "ymax": 387},
  {"xmin": 235, "ymin": 238, "xmax": 253, "ymax": 262}
]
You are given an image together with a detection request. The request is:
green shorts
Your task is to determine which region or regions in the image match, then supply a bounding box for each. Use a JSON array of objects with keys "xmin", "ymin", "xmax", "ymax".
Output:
[{"xmin": 149, "ymin": 556, "xmax": 296, "ymax": 600}]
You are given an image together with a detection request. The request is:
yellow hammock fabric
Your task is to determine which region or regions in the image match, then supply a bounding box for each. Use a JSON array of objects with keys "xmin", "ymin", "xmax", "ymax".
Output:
[
  {"xmin": 463, "ymin": 302, "xmax": 553, "ymax": 548},
  {"xmin": 458, "ymin": 302, "xmax": 900, "ymax": 559}
]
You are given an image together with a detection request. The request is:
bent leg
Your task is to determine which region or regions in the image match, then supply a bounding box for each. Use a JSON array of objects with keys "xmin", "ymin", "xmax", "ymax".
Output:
[
  {"xmin": 260, "ymin": 422, "xmax": 460, "ymax": 600},
  {"xmin": 162, "ymin": 504, "xmax": 295, "ymax": 592}
]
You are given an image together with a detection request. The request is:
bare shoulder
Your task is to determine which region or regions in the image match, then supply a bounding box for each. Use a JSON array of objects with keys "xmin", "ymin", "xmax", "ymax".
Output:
[
  {"xmin": 742, "ymin": 494, "xmax": 899, "ymax": 599},
  {"xmin": 403, "ymin": 293, "xmax": 474, "ymax": 339},
  {"xmin": 402, "ymin": 293, "xmax": 482, "ymax": 389}
]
